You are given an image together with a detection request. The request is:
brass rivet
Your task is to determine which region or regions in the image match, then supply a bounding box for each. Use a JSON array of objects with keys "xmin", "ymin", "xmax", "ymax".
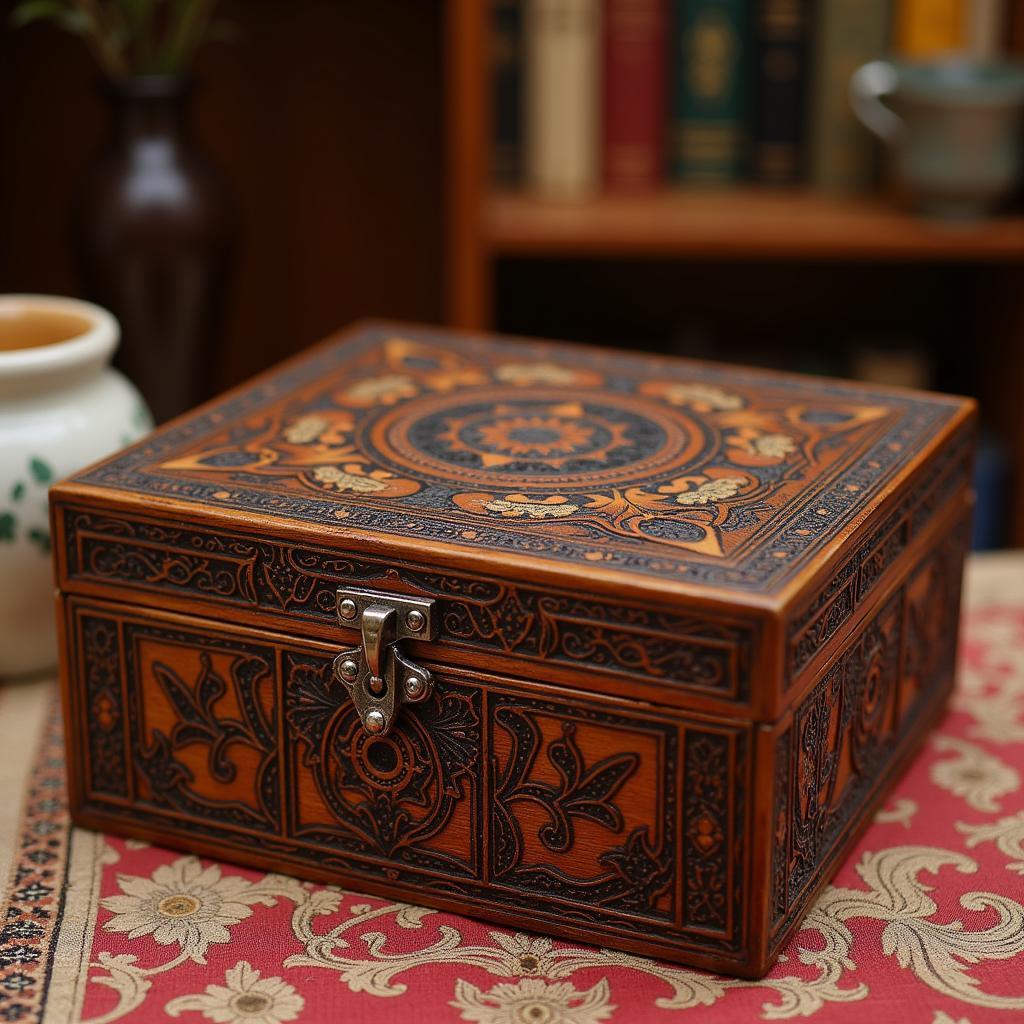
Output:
[
  {"xmin": 405, "ymin": 609, "xmax": 425, "ymax": 632},
  {"xmin": 404, "ymin": 674, "xmax": 424, "ymax": 698},
  {"xmin": 364, "ymin": 709, "xmax": 386, "ymax": 734},
  {"xmin": 339, "ymin": 598, "xmax": 358, "ymax": 620}
]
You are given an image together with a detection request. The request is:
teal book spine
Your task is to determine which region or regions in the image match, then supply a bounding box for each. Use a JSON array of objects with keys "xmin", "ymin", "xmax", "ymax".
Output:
[{"xmin": 670, "ymin": 0, "xmax": 750, "ymax": 183}]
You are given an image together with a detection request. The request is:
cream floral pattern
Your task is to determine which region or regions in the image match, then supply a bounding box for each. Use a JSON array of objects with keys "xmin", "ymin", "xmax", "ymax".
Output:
[
  {"xmin": 875, "ymin": 797, "xmax": 918, "ymax": 828},
  {"xmin": 930, "ymin": 736, "xmax": 1020, "ymax": 813},
  {"xmin": 342, "ymin": 374, "xmax": 417, "ymax": 406},
  {"xmin": 450, "ymin": 978, "xmax": 614, "ymax": 1024},
  {"xmin": 494, "ymin": 363, "xmax": 585, "ymax": 387},
  {"xmin": 483, "ymin": 496, "xmax": 580, "ymax": 518},
  {"xmin": 312, "ymin": 465, "xmax": 388, "ymax": 493},
  {"xmin": 727, "ymin": 431, "xmax": 797, "ymax": 459},
  {"xmin": 166, "ymin": 961, "xmax": 304, "ymax": 1024},
  {"xmin": 958, "ymin": 812, "xmax": 1024, "ymax": 874},
  {"xmin": 71, "ymin": 832, "xmax": 1024, "ymax": 1022},
  {"xmin": 101, "ymin": 857, "xmax": 289, "ymax": 963},
  {"xmin": 673, "ymin": 476, "xmax": 746, "ymax": 506},
  {"xmin": 954, "ymin": 610, "xmax": 1024, "ymax": 745},
  {"xmin": 282, "ymin": 415, "xmax": 328, "ymax": 444},
  {"xmin": 656, "ymin": 381, "xmax": 743, "ymax": 411},
  {"xmin": 486, "ymin": 934, "xmax": 560, "ymax": 977},
  {"xmin": 86, "ymin": 861, "xmax": 306, "ymax": 1023}
]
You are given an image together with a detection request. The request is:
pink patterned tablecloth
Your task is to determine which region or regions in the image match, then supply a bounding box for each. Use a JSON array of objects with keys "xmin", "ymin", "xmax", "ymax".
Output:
[{"xmin": 2, "ymin": 553, "xmax": 1023, "ymax": 1024}]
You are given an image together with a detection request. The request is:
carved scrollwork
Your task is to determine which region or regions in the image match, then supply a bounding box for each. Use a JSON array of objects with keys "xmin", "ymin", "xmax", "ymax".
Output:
[
  {"xmin": 64, "ymin": 509, "xmax": 754, "ymax": 699},
  {"xmin": 786, "ymin": 428, "xmax": 972, "ymax": 685},
  {"xmin": 82, "ymin": 616, "xmax": 128, "ymax": 798},
  {"xmin": 492, "ymin": 709, "xmax": 638, "ymax": 866},
  {"xmin": 772, "ymin": 514, "xmax": 969, "ymax": 946},
  {"xmin": 683, "ymin": 732, "xmax": 731, "ymax": 930},
  {"xmin": 285, "ymin": 654, "xmax": 480, "ymax": 877},
  {"xmin": 127, "ymin": 635, "xmax": 280, "ymax": 834},
  {"xmin": 490, "ymin": 701, "xmax": 677, "ymax": 921}
]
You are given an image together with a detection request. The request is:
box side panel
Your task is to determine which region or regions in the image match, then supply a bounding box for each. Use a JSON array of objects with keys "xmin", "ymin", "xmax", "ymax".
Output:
[
  {"xmin": 763, "ymin": 505, "xmax": 969, "ymax": 963},
  {"xmin": 52, "ymin": 499, "xmax": 768, "ymax": 719},
  {"xmin": 59, "ymin": 593, "xmax": 758, "ymax": 974},
  {"xmin": 778, "ymin": 410, "xmax": 974, "ymax": 717}
]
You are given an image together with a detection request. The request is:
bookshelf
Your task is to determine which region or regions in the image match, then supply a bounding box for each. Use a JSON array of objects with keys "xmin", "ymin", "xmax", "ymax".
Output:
[
  {"xmin": 443, "ymin": 0, "xmax": 1024, "ymax": 544},
  {"xmin": 487, "ymin": 189, "xmax": 1024, "ymax": 260}
]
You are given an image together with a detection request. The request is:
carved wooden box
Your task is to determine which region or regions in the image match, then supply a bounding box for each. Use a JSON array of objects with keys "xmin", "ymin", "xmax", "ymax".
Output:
[{"xmin": 51, "ymin": 322, "xmax": 975, "ymax": 977}]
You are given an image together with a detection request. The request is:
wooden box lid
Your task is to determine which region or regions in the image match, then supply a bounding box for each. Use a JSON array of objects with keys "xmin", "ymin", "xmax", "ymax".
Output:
[{"xmin": 52, "ymin": 321, "xmax": 975, "ymax": 718}]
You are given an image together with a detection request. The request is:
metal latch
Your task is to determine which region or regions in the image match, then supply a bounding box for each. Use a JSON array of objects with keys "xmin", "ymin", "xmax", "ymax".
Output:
[{"xmin": 333, "ymin": 587, "xmax": 437, "ymax": 735}]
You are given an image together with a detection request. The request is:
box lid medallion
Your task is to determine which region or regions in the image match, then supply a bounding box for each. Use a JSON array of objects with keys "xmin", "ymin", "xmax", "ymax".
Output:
[{"xmin": 58, "ymin": 322, "xmax": 973, "ymax": 608}]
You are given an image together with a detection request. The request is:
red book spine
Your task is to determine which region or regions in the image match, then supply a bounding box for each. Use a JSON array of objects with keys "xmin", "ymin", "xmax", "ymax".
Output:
[{"xmin": 602, "ymin": 0, "xmax": 667, "ymax": 192}]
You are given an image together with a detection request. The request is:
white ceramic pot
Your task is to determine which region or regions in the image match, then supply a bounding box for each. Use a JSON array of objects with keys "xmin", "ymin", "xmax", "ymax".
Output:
[{"xmin": 0, "ymin": 295, "xmax": 152, "ymax": 678}]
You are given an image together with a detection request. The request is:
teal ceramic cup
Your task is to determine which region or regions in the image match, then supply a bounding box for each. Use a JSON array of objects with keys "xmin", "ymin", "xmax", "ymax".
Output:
[{"xmin": 850, "ymin": 59, "xmax": 1024, "ymax": 217}]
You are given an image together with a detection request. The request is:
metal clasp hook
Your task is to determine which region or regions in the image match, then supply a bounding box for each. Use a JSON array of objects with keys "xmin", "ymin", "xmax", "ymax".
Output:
[{"xmin": 333, "ymin": 588, "xmax": 436, "ymax": 735}]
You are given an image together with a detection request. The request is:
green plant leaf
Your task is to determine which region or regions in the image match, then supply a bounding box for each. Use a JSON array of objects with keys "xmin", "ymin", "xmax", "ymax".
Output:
[
  {"xmin": 0, "ymin": 512, "xmax": 15, "ymax": 542},
  {"xmin": 157, "ymin": 0, "xmax": 216, "ymax": 73},
  {"xmin": 11, "ymin": 0, "xmax": 71, "ymax": 28},
  {"xmin": 11, "ymin": 482, "xmax": 25, "ymax": 502},
  {"xmin": 28, "ymin": 457, "xmax": 53, "ymax": 484},
  {"xmin": 114, "ymin": 0, "xmax": 153, "ymax": 23}
]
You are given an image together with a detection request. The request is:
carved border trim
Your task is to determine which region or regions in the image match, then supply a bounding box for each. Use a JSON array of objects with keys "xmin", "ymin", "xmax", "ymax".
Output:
[
  {"xmin": 785, "ymin": 424, "xmax": 972, "ymax": 685},
  {"xmin": 61, "ymin": 507, "xmax": 755, "ymax": 701}
]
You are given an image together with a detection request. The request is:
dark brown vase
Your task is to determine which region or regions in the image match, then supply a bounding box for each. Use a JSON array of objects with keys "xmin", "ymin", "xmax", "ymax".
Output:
[{"xmin": 73, "ymin": 76, "xmax": 234, "ymax": 424}]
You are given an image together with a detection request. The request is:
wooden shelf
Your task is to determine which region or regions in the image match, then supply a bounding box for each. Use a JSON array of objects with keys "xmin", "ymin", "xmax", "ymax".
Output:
[{"xmin": 485, "ymin": 188, "xmax": 1024, "ymax": 261}]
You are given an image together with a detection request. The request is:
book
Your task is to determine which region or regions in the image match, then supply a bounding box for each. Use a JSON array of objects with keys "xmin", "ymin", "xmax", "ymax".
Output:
[
  {"xmin": 525, "ymin": 0, "xmax": 602, "ymax": 199},
  {"xmin": 893, "ymin": 0, "xmax": 966, "ymax": 58},
  {"xmin": 809, "ymin": 0, "xmax": 891, "ymax": 193},
  {"xmin": 670, "ymin": 0, "xmax": 750, "ymax": 184},
  {"xmin": 750, "ymin": 0, "xmax": 812, "ymax": 185},
  {"xmin": 966, "ymin": 0, "xmax": 1005, "ymax": 58},
  {"xmin": 492, "ymin": 0, "xmax": 524, "ymax": 185},
  {"xmin": 602, "ymin": 0, "xmax": 668, "ymax": 191},
  {"xmin": 1011, "ymin": 2, "xmax": 1024, "ymax": 54}
]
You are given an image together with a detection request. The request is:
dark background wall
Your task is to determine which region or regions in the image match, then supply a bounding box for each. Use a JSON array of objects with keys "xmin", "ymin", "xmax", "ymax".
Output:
[{"xmin": 0, "ymin": 0, "xmax": 445, "ymax": 391}]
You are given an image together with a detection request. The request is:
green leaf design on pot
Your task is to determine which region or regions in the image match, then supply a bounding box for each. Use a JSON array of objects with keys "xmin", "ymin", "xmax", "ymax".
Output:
[
  {"xmin": 27, "ymin": 527, "xmax": 51, "ymax": 555},
  {"xmin": 0, "ymin": 512, "xmax": 15, "ymax": 542},
  {"xmin": 29, "ymin": 457, "xmax": 53, "ymax": 484},
  {"xmin": 10, "ymin": 481, "xmax": 25, "ymax": 502}
]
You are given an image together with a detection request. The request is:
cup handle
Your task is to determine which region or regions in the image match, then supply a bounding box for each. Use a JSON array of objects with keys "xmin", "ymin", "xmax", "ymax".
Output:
[{"xmin": 849, "ymin": 60, "xmax": 904, "ymax": 143}]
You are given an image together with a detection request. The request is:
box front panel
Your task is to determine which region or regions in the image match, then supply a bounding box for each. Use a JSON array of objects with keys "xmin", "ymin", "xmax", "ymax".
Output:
[{"xmin": 62, "ymin": 597, "xmax": 753, "ymax": 971}]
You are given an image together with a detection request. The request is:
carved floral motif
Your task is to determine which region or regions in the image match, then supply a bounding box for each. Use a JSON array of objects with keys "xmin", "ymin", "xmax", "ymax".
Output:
[
  {"xmin": 490, "ymin": 701, "xmax": 678, "ymax": 922},
  {"xmin": 285, "ymin": 654, "xmax": 480, "ymax": 877},
  {"xmin": 772, "ymin": 517, "xmax": 969, "ymax": 943},
  {"xmin": 123, "ymin": 626, "xmax": 280, "ymax": 834}
]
